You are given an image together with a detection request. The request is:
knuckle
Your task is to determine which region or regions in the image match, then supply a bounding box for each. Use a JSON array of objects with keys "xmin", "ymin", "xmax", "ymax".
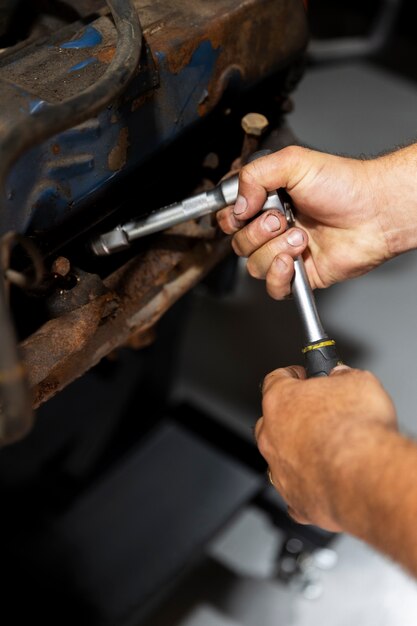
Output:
[
  {"xmin": 262, "ymin": 375, "xmax": 283, "ymax": 404},
  {"xmin": 216, "ymin": 208, "xmax": 226, "ymax": 224},
  {"xmin": 217, "ymin": 212, "xmax": 235, "ymax": 235},
  {"xmin": 256, "ymin": 430, "xmax": 270, "ymax": 458},
  {"xmin": 243, "ymin": 223, "xmax": 259, "ymax": 248},
  {"xmin": 246, "ymin": 258, "xmax": 263, "ymax": 279},
  {"xmin": 265, "ymin": 237, "xmax": 284, "ymax": 259},
  {"xmin": 239, "ymin": 165, "xmax": 258, "ymax": 186},
  {"xmin": 262, "ymin": 370, "xmax": 275, "ymax": 390},
  {"xmin": 266, "ymin": 279, "xmax": 282, "ymax": 300},
  {"xmin": 218, "ymin": 220, "xmax": 231, "ymax": 235},
  {"xmin": 231, "ymin": 235, "xmax": 244, "ymax": 256},
  {"xmin": 360, "ymin": 369, "xmax": 378, "ymax": 386},
  {"xmin": 239, "ymin": 159, "xmax": 270, "ymax": 192},
  {"xmin": 265, "ymin": 263, "xmax": 290, "ymax": 301},
  {"xmin": 265, "ymin": 273, "xmax": 276, "ymax": 296},
  {"xmin": 262, "ymin": 389, "xmax": 274, "ymax": 413},
  {"xmin": 254, "ymin": 417, "xmax": 263, "ymax": 443},
  {"xmin": 281, "ymin": 144, "xmax": 310, "ymax": 167},
  {"xmin": 281, "ymin": 144, "xmax": 302, "ymax": 162}
]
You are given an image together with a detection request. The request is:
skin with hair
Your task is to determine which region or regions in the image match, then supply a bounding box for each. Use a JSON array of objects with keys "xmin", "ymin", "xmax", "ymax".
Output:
[{"xmin": 217, "ymin": 144, "xmax": 417, "ymax": 576}]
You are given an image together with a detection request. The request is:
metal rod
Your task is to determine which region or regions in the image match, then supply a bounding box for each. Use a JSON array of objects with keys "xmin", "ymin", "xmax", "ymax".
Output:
[
  {"xmin": 90, "ymin": 176, "xmax": 239, "ymax": 256},
  {"xmin": 292, "ymin": 257, "xmax": 326, "ymax": 343}
]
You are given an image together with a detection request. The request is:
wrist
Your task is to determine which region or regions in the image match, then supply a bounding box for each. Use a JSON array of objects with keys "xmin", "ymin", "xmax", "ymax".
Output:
[
  {"xmin": 319, "ymin": 416, "xmax": 417, "ymax": 576},
  {"xmin": 368, "ymin": 147, "xmax": 417, "ymax": 256},
  {"xmin": 320, "ymin": 421, "xmax": 399, "ymax": 535}
]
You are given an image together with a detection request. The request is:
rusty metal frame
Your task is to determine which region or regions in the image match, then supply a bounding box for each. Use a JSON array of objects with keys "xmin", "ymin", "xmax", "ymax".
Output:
[
  {"xmin": 1, "ymin": 0, "xmax": 308, "ymax": 414},
  {"xmin": 21, "ymin": 223, "xmax": 231, "ymax": 408}
]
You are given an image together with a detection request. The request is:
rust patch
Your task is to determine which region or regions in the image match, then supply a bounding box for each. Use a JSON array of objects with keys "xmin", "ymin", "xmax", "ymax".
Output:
[
  {"xmin": 147, "ymin": 2, "xmax": 241, "ymax": 75},
  {"xmin": 51, "ymin": 256, "xmax": 71, "ymax": 277},
  {"xmin": 123, "ymin": 327, "xmax": 157, "ymax": 350},
  {"xmin": 131, "ymin": 90, "xmax": 155, "ymax": 112},
  {"xmin": 198, "ymin": 64, "xmax": 243, "ymax": 117},
  {"xmin": 108, "ymin": 127, "xmax": 129, "ymax": 172},
  {"xmin": 97, "ymin": 46, "xmax": 116, "ymax": 64},
  {"xmin": 163, "ymin": 37, "xmax": 204, "ymax": 75},
  {"xmin": 146, "ymin": 0, "xmax": 308, "ymax": 114},
  {"xmin": 21, "ymin": 231, "xmax": 232, "ymax": 409},
  {"xmin": 33, "ymin": 379, "xmax": 60, "ymax": 407},
  {"xmin": 8, "ymin": 0, "xmax": 309, "ymax": 419},
  {"xmin": 21, "ymin": 293, "xmax": 118, "ymax": 385},
  {"xmin": 147, "ymin": 21, "xmax": 166, "ymax": 37}
]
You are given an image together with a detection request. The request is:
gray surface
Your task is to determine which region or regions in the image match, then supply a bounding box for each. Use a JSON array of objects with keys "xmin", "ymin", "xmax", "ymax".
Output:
[
  {"xmin": 142, "ymin": 507, "xmax": 417, "ymax": 626},
  {"xmin": 290, "ymin": 61, "xmax": 417, "ymax": 157},
  {"xmin": 49, "ymin": 421, "xmax": 260, "ymax": 624},
  {"xmin": 165, "ymin": 60, "xmax": 417, "ymax": 625}
]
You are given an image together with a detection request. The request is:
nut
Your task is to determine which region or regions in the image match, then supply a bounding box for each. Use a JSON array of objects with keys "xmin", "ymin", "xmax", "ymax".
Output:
[
  {"xmin": 52, "ymin": 256, "xmax": 71, "ymax": 277},
  {"xmin": 241, "ymin": 112, "xmax": 269, "ymax": 136}
]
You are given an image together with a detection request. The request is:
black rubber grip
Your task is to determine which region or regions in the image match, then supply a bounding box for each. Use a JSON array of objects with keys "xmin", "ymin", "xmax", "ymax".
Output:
[{"xmin": 303, "ymin": 340, "xmax": 341, "ymax": 378}]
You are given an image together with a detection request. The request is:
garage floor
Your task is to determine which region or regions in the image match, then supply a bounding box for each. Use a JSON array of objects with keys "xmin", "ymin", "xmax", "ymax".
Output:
[{"xmin": 142, "ymin": 60, "xmax": 417, "ymax": 625}]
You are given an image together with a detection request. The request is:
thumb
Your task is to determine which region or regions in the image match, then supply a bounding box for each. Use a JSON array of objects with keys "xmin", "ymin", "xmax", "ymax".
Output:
[{"xmin": 330, "ymin": 364, "xmax": 352, "ymax": 377}]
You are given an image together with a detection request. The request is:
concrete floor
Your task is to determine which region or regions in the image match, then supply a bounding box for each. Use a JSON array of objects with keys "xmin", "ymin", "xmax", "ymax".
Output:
[
  {"xmin": 144, "ymin": 506, "xmax": 417, "ymax": 626},
  {"xmin": 154, "ymin": 60, "xmax": 417, "ymax": 625}
]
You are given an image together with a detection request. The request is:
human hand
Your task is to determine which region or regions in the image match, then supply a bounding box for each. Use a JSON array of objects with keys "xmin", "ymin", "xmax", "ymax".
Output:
[
  {"xmin": 217, "ymin": 146, "xmax": 391, "ymax": 299},
  {"xmin": 255, "ymin": 365, "xmax": 398, "ymax": 531}
]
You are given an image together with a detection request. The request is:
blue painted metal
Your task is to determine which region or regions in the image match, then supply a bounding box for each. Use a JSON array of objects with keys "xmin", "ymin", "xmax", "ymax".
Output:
[
  {"xmin": 28, "ymin": 99, "xmax": 47, "ymax": 114},
  {"xmin": 3, "ymin": 39, "xmax": 222, "ymax": 234},
  {"xmin": 0, "ymin": 0, "xmax": 309, "ymax": 238},
  {"xmin": 59, "ymin": 26, "xmax": 103, "ymax": 50},
  {"xmin": 153, "ymin": 42, "xmax": 220, "ymax": 138},
  {"xmin": 68, "ymin": 58, "xmax": 98, "ymax": 73}
]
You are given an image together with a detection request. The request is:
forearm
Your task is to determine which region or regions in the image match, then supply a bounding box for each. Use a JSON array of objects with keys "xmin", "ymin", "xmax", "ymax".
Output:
[
  {"xmin": 371, "ymin": 144, "xmax": 417, "ymax": 256},
  {"xmin": 258, "ymin": 367, "xmax": 417, "ymax": 574},
  {"xmin": 326, "ymin": 424, "xmax": 417, "ymax": 576}
]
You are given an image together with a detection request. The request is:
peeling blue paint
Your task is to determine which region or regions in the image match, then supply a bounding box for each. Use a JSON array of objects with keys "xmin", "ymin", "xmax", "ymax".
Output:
[
  {"xmin": 29, "ymin": 99, "xmax": 47, "ymax": 114},
  {"xmin": 47, "ymin": 155, "xmax": 95, "ymax": 179},
  {"xmin": 188, "ymin": 40, "xmax": 218, "ymax": 69},
  {"xmin": 68, "ymin": 58, "xmax": 97, "ymax": 73},
  {"xmin": 155, "ymin": 40, "xmax": 220, "ymax": 137},
  {"xmin": 4, "ymin": 40, "xmax": 221, "ymax": 235},
  {"xmin": 9, "ymin": 83, "xmax": 48, "ymax": 116},
  {"xmin": 60, "ymin": 26, "xmax": 103, "ymax": 49},
  {"xmin": 59, "ymin": 119, "xmax": 101, "ymax": 144}
]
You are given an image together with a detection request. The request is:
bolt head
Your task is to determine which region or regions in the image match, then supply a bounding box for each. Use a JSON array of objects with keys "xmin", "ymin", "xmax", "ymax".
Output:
[
  {"xmin": 52, "ymin": 256, "xmax": 71, "ymax": 277},
  {"xmin": 241, "ymin": 112, "xmax": 269, "ymax": 136}
]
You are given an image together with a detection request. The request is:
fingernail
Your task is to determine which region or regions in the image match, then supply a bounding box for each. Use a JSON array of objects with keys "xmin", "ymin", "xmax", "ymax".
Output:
[
  {"xmin": 287, "ymin": 229, "xmax": 304, "ymax": 246},
  {"xmin": 233, "ymin": 195, "xmax": 248, "ymax": 216},
  {"xmin": 263, "ymin": 214, "xmax": 281, "ymax": 232},
  {"xmin": 275, "ymin": 256, "xmax": 288, "ymax": 272}
]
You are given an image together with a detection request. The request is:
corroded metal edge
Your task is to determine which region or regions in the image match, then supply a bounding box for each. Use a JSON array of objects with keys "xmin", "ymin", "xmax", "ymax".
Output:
[{"xmin": 20, "ymin": 227, "xmax": 231, "ymax": 408}]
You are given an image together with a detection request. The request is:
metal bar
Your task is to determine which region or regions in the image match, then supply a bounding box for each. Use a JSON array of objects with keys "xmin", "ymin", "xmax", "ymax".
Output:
[
  {"xmin": 20, "ymin": 225, "xmax": 230, "ymax": 408},
  {"xmin": 293, "ymin": 257, "xmax": 326, "ymax": 343}
]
